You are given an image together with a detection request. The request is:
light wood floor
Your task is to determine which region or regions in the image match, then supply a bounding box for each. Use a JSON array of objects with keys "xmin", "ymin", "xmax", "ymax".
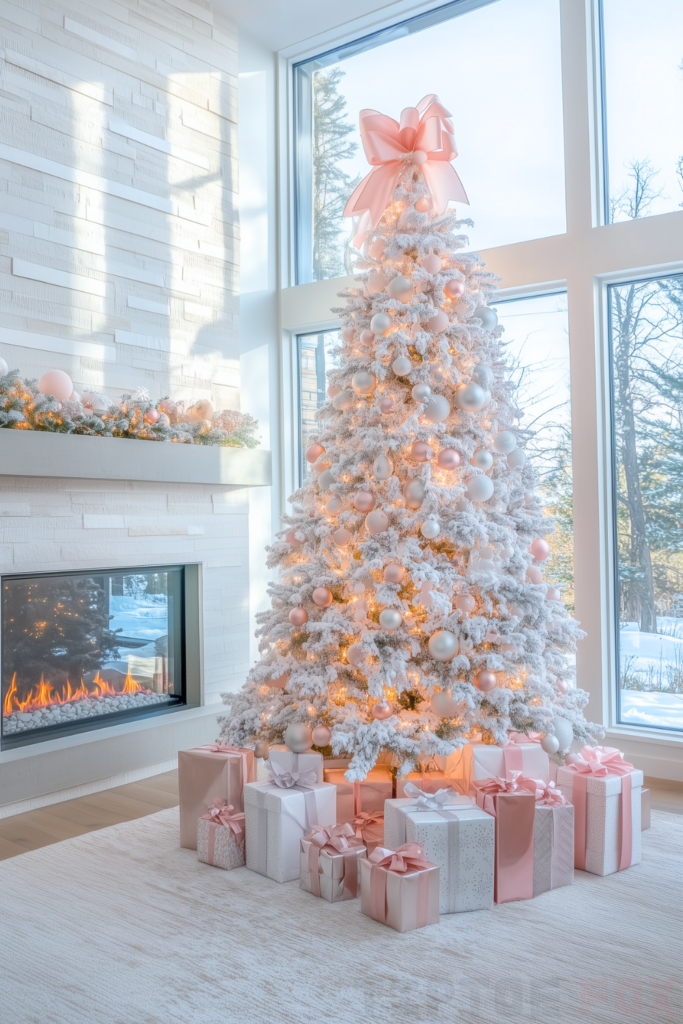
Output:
[{"xmin": 0, "ymin": 771, "xmax": 680, "ymax": 862}]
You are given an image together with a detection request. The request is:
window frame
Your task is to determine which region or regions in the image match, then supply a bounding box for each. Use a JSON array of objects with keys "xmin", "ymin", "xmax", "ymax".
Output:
[{"xmin": 276, "ymin": 0, "xmax": 683, "ymax": 758}]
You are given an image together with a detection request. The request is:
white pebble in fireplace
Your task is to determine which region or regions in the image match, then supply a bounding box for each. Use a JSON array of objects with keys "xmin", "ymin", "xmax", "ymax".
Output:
[{"xmin": 4, "ymin": 691, "xmax": 171, "ymax": 735}]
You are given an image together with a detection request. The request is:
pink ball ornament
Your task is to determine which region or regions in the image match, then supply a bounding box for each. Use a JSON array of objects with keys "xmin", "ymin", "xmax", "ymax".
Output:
[
  {"xmin": 314, "ymin": 461, "xmax": 331, "ymax": 475},
  {"xmin": 368, "ymin": 238, "xmax": 387, "ymax": 259},
  {"xmin": 306, "ymin": 443, "xmax": 325, "ymax": 464},
  {"xmin": 312, "ymin": 587, "xmax": 333, "ymax": 607},
  {"xmin": 371, "ymin": 703, "xmax": 393, "ymax": 721},
  {"xmin": 455, "ymin": 594, "xmax": 475, "ymax": 615},
  {"xmin": 353, "ymin": 492, "xmax": 376, "ymax": 513},
  {"xmin": 529, "ymin": 538, "xmax": 551, "ymax": 561},
  {"xmin": 144, "ymin": 408, "xmax": 160, "ymax": 424},
  {"xmin": 547, "ymin": 587, "xmax": 561, "ymax": 602},
  {"xmin": 360, "ymin": 329, "xmax": 375, "ymax": 346},
  {"xmin": 475, "ymin": 670, "xmax": 497, "ymax": 692},
  {"xmin": 411, "ymin": 441, "xmax": 434, "ymax": 462},
  {"xmin": 289, "ymin": 607, "xmax": 308, "ymax": 626},
  {"xmin": 437, "ymin": 448, "xmax": 461, "ymax": 471},
  {"xmin": 419, "ymin": 253, "xmax": 441, "ymax": 274},
  {"xmin": 347, "ymin": 643, "xmax": 366, "ymax": 667},
  {"xmin": 332, "ymin": 528, "xmax": 351, "ymax": 547},
  {"xmin": 285, "ymin": 530, "xmax": 304, "ymax": 547},
  {"xmin": 195, "ymin": 400, "xmax": 214, "ymax": 420},
  {"xmin": 39, "ymin": 369, "xmax": 73, "ymax": 402},
  {"xmin": 327, "ymin": 385, "xmax": 341, "ymax": 398},
  {"xmin": 159, "ymin": 399, "xmax": 176, "ymax": 417},
  {"xmin": 341, "ymin": 325, "xmax": 355, "ymax": 342},
  {"xmin": 311, "ymin": 724, "xmax": 332, "ymax": 746},
  {"xmin": 365, "ymin": 509, "xmax": 389, "ymax": 535},
  {"xmin": 383, "ymin": 563, "xmax": 405, "ymax": 583},
  {"xmin": 526, "ymin": 567, "xmax": 543, "ymax": 584},
  {"xmin": 379, "ymin": 396, "xmax": 394, "ymax": 414},
  {"xmin": 426, "ymin": 310, "xmax": 449, "ymax": 333},
  {"xmin": 555, "ymin": 678, "xmax": 569, "ymax": 695},
  {"xmin": 415, "ymin": 196, "xmax": 431, "ymax": 212},
  {"xmin": 444, "ymin": 279, "xmax": 466, "ymax": 299}
]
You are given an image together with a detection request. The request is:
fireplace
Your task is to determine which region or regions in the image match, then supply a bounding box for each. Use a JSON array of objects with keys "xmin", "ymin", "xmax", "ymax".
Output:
[{"xmin": 1, "ymin": 564, "xmax": 201, "ymax": 748}]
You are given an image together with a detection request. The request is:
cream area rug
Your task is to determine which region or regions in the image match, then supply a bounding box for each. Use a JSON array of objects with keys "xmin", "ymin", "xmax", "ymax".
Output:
[{"xmin": 1, "ymin": 808, "xmax": 680, "ymax": 1024}]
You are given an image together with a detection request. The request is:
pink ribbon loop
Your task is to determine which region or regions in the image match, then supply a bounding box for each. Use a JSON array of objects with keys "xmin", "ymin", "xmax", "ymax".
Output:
[
  {"xmin": 201, "ymin": 798, "xmax": 246, "ymax": 848},
  {"xmin": 368, "ymin": 842, "xmax": 431, "ymax": 875},
  {"xmin": 306, "ymin": 822, "xmax": 359, "ymax": 854},
  {"xmin": 343, "ymin": 94, "xmax": 469, "ymax": 246},
  {"xmin": 536, "ymin": 782, "xmax": 571, "ymax": 807},
  {"xmin": 564, "ymin": 745, "xmax": 634, "ymax": 778}
]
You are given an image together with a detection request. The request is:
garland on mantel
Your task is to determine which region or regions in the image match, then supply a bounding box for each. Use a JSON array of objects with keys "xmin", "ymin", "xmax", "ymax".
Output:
[{"xmin": 0, "ymin": 370, "xmax": 260, "ymax": 449}]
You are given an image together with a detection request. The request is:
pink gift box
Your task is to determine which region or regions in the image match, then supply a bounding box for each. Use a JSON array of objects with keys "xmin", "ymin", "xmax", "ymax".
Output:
[
  {"xmin": 323, "ymin": 766, "xmax": 393, "ymax": 825},
  {"xmin": 474, "ymin": 784, "xmax": 536, "ymax": 904},
  {"xmin": 360, "ymin": 844, "xmax": 440, "ymax": 932},
  {"xmin": 351, "ymin": 812, "xmax": 384, "ymax": 856},
  {"xmin": 178, "ymin": 744, "xmax": 256, "ymax": 850}
]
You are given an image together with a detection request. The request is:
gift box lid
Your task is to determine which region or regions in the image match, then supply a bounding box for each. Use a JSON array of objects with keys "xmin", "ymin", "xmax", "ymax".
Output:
[
  {"xmin": 557, "ymin": 765, "xmax": 644, "ymax": 797},
  {"xmin": 243, "ymin": 779, "xmax": 334, "ymax": 812}
]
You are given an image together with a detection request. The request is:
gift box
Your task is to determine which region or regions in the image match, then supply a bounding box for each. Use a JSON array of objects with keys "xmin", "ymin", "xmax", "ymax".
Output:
[
  {"xmin": 351, "ymin": 811, "xmax": 384, "ymax": 856},
  {"xmin": 557, "ymin": 747, "xmax": 642, "ymax": 876},
  {"xmin": 244, "ymin": 763, "xmax": 336, "ymax": 883},
  {"xmin": 197, "ymin": 800, "xmax": 246, "ymax": 870},
  {"xmin": 269, "ymin": 745, "xmax": 323, "ymax": 783},
  {"xmin": 533, "ymin": 796, "xmax": 574, "ymax": 897},
  {"xmin": 324, "ymin": 766, "xmax": 393, "ymax": 825},
  {"xmin": 179, "ymin": 744, "xmax": 256, "ymax": 850},
  {"xmin": 470, "ymin": 739, "xmax": 549, "ymax": 785},
  {"xmin": 300, "ymin": 824, "xmax": 366, "ymax": 902},
  {"xmin": 473, "ymin": 777, "xmax": 536, "ymax": 903},
  {"xmin": 384, "ymin": 787, "xmax": 494, "ymax": 914},
  {"xmin": 641, "ymin": 788, "xmax": 651, "ymax": 830},
  {"xmin": 360, "ymin": 843, "xmax": 440, "ymax": 932},
  {"xmin": 396, "ymin": 770, "xmax": 460, "ymax": 798}
]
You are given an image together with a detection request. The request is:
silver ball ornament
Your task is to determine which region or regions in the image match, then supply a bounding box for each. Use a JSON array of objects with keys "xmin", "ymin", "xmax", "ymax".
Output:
[
  {"xmin": 422, "ymin": 394, "xmax": 451, "ymax": 423},
  {"xmin": 284, "ymin": 722, "xmax": 313, "ymax": 754},
  {"xmin": 420, "ymin": 519, "xmax": 440, "ymax": 539},
  {"xmin": 379, "ymin": 608, "xmax": 402, "ymax": 630},
  {"xmin": 428, "ymin": 630, "xmax": 458, "ymax": 662},
  {"xmin": 471, "ymin": 306, "xmax": 498, "ymax": 331},
  {"xmin": 326, "ymin": 494, "xmax": 343, "ymax": 514},
  {"xmin": 352, "ymin": 370, "xmax": 377, "ymax": 395},
  {"xmin": 493, "ymin": 430, "xmax": 517, "ymax": 454},
  {"xmin": 411, "ymin": 382, "xmax": 432, "ymax": 402},
  {"xmin": 470, "ymin": 448, "xmax": 493, "ymax": 470},
  {"xmin": 373, "ymin": 454, "xmax": 393, "ymax": 480},
  {"xmin": 540, "ymin": 733, "xmax": 560, "ymax": 754},
  {"xmin": 392, "ymin": 356, "xmax": 412, "ymax": 376},
  {"xmin": 455, "ymin": 384, "xmax": 487, "ymax": 412},
  {"xmin": 552, "ymin": 717, "xmax": 574, "ymax": 751},
  {"xmin": 404, "ymin": 479, "xmax": 425, "ymax": 509},
  {"xmin": 370, "ymin": 312, "xmax": 392, "ymax": 336},
  {"xmin": 388, "ymin": 275, "xmax": 413, "ymax": 302}
]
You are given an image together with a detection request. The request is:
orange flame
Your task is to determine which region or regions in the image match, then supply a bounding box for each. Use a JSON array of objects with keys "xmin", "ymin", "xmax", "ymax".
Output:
[{"xmin": 3, "ymin": 668, "xmax": 148, "ymax": 715}]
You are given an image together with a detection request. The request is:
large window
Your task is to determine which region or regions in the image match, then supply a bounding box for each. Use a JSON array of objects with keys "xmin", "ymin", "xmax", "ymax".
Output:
[
  {"xmin": 609, "ymin": 274, "xmax": 683, "ymax": 731},
  {"xmin": 600, "ymin": 0, "xmax": 683, "ymax": 223},
  {"xmin": 294, "ymin": 0, "xmax": 566, "ymax": 284}
]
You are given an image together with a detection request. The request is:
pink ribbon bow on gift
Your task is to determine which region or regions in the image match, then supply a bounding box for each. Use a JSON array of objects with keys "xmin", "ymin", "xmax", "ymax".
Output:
[
  {"xmin": 535, "ymin": 782, "xmax": 571, "ymax": 807},
  {"xmin": 201, "ymin": 799, "xmax": 245, "ymax": 845},
  {"xmin": 369, "ymin": 842, "xmax": 431, "ymax": 875},
  {"xmin": 343, "ymin": 94, "xmax": 469, "ymax": 247},
  {"xmin": 265, "ymin": 760, "xmax": 318, "ymax": 790},
  {"xmin": 564, "ymin": 745, "xmax": 634, "ymax": 777},
  {"xmin": 306, "ymin": 822, "xmax": 360, "ymax": 854},
  {"xmin": 304, "ymin": 823, "xmax": 362, "ymax": 900}
]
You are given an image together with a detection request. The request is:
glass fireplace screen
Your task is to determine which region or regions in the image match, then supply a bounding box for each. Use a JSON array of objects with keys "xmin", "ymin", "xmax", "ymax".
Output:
[{"xmin": 2, "ymin": 565, "xmax": 185, "ymax": 745}]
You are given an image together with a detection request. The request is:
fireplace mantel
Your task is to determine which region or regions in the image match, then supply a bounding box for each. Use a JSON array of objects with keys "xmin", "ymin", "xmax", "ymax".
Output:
[{"xmin": 0, "ymin": 429, "xmax": 271, "ymax": 487}]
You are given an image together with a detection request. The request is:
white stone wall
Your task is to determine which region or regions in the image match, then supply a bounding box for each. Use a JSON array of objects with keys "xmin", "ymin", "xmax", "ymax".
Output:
[{"xmin": 0, "ymin": 0, "xmax": 239, "ymax": 411}]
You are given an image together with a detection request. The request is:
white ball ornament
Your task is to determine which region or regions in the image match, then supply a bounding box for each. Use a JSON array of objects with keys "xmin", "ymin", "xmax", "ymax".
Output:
[
  {"xmin": 455, "ymin": 384, "xmax": 487, "ymax": 412},
  {"xmin": 352, "ymin": 370, "xmax": 377, "ymax": 395},
  {"xmin": 473, "ymin": 364, "xmax": 494, "ymax": 389},
  {"xmin": 419, "ymin": 253, "xmax": 441, "ymax": 275},
  {"xmin": 428, "ymin": 630, "xmax": 458, "ymax": 662},
  {"xmin": 341, "ymin": 325, "xmax": 354, "ymax": 342},
  {"xmin": 507, "ymin": 449, "xmax": 526, "ymax": 469},
  {"xmin": 333, "ymin": 389, "xmax": 355, "ymax": 410},
  {"xmin": 326, "ymin": 494, "xmax": 343, "ymax": 514},
  {"xmin": 392, "ymin": 356, "xmax": 412, "ymax": 376},
  {"xmin": 318, "ymin": 469, "xmax": 335, "ymax": 489},
  {"xmin": 422, "ymin": 394, "xmax": 451, "ymax": 424},
  {"xmin": 367, "ymin": 269, "xmax": 387, "ymax": 294},
  {"xmin": 501, "ymin": 544, "xmax": 514, "ymax": 559},
  {"xmin": 456, "ymin": 498, "xmax": 470, "ymax": 512},
  {"xmin": 379, "ymin": 608, "xmax": 402, "ymax": 630},
  {"xmin": 420, "ymin": 519, "xmax": 440, "ymax": 539},
  {"xmin": 470, "ymin": 448, "xmax": 493, "ymax": 470},
  {"xmin": 466, "ymin": 476, "xmax": 494, "ymax": 502},
  {"xmin": 347, "ymin": 643, "xmax": 365, "ymax": 667},
  {"xmin": 552, "ymin": 717, "xmax": 574, "ymax": 751},
  {"xmin": 493, "ymin": 431, "xmax": 517, "ymax": 454},
  {"xmin": 370, "ymin": 312, "xmax": 392, "ymax": 336},
  {"xmin": 284, "ymin": 723, "xmax": 313, "ymax": 754},
  {"xmin": 333, "ymin": 528, "xmax": 351, "ymax": 547},
  {"xmin": 471, "ymin": 306, "xmax": 498, "ymax": 331},
  {"xmin": 0, "ymin": 357, "xmax": 8, "ymax": 376},
  {"xmin": 431, "ymin": 689, "xmax": 459, "ymax": 717},
  {"xmin": 39, "ymin": 369, "xmax": 73, "ymax": 402},
  {"xmin": 426, "ymin": 310, "xmax": 449, "ymax": 333},
  {"xmin": 388, "ymin": 275, "xmax": 413, "ymax": 302},
  {"xmin": 411, "ymin": 383, "xmax": 432, "ymax": 402},
  {"xmin": 365, "ymin": 509, "xmax": 389, "ymax": 535},
  {"xmin": 540, "ymin": 733, "xmax": 560, "ymax": 755},
  {"xmin": 373, "ymin": 454, "xmax": 393, "ymax": 480},
  {"xmin": 404, "ymin": 479, "xmax": 425, "ymax": 509},
  {"xmin": 547, "ymin": 587, "xmax": 561, "ymax": 602}
]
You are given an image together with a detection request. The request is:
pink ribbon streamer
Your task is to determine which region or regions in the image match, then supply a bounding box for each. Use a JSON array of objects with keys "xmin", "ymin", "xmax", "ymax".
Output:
[
  {"xmin": 343, "ymin": 94, "xmax": 469, "ymax": 246},
  {"xmin": 305, "ymin": 823, "xmax": 363, "ymax": 899},
  {"xmin": 367, "ymin": 843, "xmax": 432, "ymax": 926},
  {"xmin": 201, "ymin": 799, "xmax": 246, "ymax": 863},
  {"xmin": 563, "ymin": 746, "xmax": 634, "ymax": 871}
]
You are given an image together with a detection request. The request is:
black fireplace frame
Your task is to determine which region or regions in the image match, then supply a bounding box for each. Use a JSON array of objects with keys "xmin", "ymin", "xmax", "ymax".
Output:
[{"xmin": 1, "ymin": 562, "xmax": 202, "ymax": 750}]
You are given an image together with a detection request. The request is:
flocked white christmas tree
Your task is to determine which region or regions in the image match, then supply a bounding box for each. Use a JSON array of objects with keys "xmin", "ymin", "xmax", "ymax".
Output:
[{"xmin": 220, "ymin": 95, "xmax": 602, "ymax": 778}]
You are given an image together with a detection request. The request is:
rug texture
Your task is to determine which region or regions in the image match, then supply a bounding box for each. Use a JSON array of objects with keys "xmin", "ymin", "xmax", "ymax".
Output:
[{"xmin": 1, "ymin": 807, "xmax": 680, "ymax": 1024}]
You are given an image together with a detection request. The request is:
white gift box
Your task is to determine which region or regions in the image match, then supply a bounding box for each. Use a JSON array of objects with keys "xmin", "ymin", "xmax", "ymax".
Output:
[
  {"xmin": 384, "ymin": 797, "xmax": 494, "ymax": 913},
  {"xmin": 243, "ymin": 780, "xmax": 336, "ymax": 883},
  {"xmin": 300, "ymin": 838, "xmax": 366, "ymax": 902},
  {"xmin": 268, "ymin": 745, "xmax": 323, "ymax": 783},
  {"xmin": 471, "ymin": 741, "xmax": 550, "ymax": 784},
  {"xmin": 533, "ymin": 804, "xmax": 574, "ymax": 896},
  {"xmin": 197, "ymin": 816, "xmax": 245, "ymax": 870},
  {"xmin": 556, "ymin": 766, "xmax": 643, "ymax": 876}
]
